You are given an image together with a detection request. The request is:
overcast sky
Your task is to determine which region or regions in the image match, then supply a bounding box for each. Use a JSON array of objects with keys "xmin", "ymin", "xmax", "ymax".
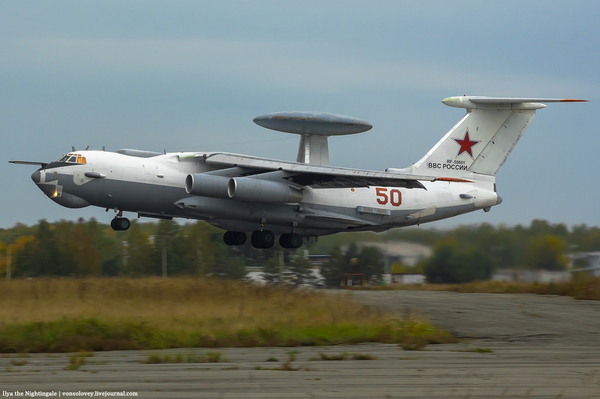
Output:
[{"xmin": 1, "ymin": 1, "xmax": 599, "ymax": 230}]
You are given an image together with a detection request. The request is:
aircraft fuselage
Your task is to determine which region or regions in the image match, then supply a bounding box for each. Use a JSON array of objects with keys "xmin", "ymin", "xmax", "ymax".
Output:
[{"xmin": 30, "ymin": 150, "xmax": 499, "ymax": 238}]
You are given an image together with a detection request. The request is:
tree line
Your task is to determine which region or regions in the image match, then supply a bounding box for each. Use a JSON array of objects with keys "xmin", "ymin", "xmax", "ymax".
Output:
[
  {"xmin": 0, "ymin": 218, "xmax": 248, "ymax": 278},
  {"xmin": 1, "ymin": 218, "xmax": 599, "ymax": 284},
  {"xmin": 418, "ymin": 221, "xmax": 599, "ymax": 281},
  {"xmin": 0, "ymin": 217, "xmax": 387, "ymax": 284},
  {"xmin": 308, "ymin": 219, "xmax": 600, "ymax": 284}
]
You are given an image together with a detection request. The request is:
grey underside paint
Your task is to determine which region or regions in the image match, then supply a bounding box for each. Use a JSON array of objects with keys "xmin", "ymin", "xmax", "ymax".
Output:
[{"xmin": 45, "ymin": 174, "xmax": 477, "ymax": 236}]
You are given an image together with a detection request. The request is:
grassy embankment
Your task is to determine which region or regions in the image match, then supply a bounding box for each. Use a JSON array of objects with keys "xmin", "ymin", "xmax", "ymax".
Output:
[
  {"xmin": 0, "ymin": 277, "xmax": 455, "ymax": 353},
  {"xmin": 360, "ymin": 277, "xmax": 600, "ymax": 300}
]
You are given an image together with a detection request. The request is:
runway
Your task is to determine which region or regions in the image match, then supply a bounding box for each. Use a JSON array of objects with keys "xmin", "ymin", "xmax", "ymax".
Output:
[{"xmin": 1, "ymin": 290, "xmax": 599, "ymax": 398}]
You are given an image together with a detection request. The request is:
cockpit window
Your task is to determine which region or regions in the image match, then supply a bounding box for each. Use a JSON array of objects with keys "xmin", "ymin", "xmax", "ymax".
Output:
[{"xmin": 55, "ymin": 153, "xmax": 87, "ymax": 165}]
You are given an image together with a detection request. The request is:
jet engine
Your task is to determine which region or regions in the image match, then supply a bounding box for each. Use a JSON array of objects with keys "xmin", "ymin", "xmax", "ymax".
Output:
[
  {"xmin": 185, "ymin": 174, "xmax": 303, "ymax": 203},
  {"xmin": 227, "ymin": 177, "xmax": 303, "ymax": 203},
  {"xmin": 185, "ymin": 174, "xmax": 230, "ymax": 199}
]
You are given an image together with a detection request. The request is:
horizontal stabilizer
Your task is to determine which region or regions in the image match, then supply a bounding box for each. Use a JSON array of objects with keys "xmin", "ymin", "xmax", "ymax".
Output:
[
  {"xmin": 469, "ymin": 97, "xmax": 587, "ymax": 103},
  {"xmin": 443, "ymin": 96, "xmax": 587, "ymax": 110}
]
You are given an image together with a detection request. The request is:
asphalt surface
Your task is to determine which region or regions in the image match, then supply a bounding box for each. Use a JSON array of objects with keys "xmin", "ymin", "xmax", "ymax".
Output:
[{"xmin": 1, "ymin": 290, "xmax": 599, "ymax": 398}]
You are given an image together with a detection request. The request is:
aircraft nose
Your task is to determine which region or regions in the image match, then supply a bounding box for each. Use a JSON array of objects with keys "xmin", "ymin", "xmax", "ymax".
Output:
[{"xmin": 31, "ymin": 170, "xmax": 41, "ymax": 184}]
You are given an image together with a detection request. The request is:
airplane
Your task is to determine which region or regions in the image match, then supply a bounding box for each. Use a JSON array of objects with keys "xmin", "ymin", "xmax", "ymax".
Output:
[{"xmin": 10, "ymin": 96, "xmax": 586, "ymax": 249}]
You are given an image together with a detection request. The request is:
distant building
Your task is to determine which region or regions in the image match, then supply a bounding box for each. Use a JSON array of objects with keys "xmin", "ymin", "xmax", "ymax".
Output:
[
  {"xmin": 568, "ymin": 252, "xmax": 600, "ymax": 276},
  {"xmin": 340, "ymin": 273, "xmax": 368, "ymax": 287},
  {"xmin": 352, "ymin": 242, "xmax": 432, "ymax": 267},
  {"xmin": 391, "ymin": 273, "xmax": 426, "ymax": 284},
  {"xmin": 245, "ymin": 267, "xmax": 325, "ymax": 288},
  {"xmin": 492, "ymin": 269, "xmax": 570, "ymax": 283}
]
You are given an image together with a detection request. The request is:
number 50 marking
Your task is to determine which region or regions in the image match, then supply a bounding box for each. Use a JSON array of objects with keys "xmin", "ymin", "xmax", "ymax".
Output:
[{"xmin": 376, "ymin": 187, "xmax": 402, "ymax": 206}]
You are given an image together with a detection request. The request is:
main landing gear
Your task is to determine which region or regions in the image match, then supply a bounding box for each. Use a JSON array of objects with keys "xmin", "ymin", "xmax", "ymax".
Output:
[
  {"xmin": 251, "ymin": 230, "xmax": 275, "ymax": 249},
  {"xmin": 223, "ymin": 231, "xmax": 247, "ymax": 246},
  {"xmin": 110, "ymin": 210, "xmax": 131, "ymax": 231},
  {"xmin": 222, "ymin": 230, "xmax": 303, "ymax": 249},
  {"xmin": 279, "ymin": 233, "xmax": 303, "ymax": 249}
]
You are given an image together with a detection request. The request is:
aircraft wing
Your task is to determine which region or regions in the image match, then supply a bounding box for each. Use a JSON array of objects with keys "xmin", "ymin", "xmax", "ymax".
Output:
[{"xmin": 196, "ymin": 153, "xmax": 435, "ymax": 189}]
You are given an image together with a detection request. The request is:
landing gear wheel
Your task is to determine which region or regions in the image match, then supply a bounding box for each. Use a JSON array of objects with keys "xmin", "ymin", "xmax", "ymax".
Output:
[
  {"xmin": 111, "ymin": 217, "xmax": 131, "ymax": 231},
  {"xmin": 251, "ymin": 230, "xmax": 275, "ymax": 249},
  {"xmin": 223, "ymin": 231, "xmax": 247, "ymax": 246},
  {"xmin": 279, "ymin": 233, "xmax": 303, "ymax": 249}
]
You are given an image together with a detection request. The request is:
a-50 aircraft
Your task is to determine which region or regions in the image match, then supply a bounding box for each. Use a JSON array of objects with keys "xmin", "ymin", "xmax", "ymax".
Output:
[{"xmin": 11, "ymin": 96, "xmax": 585, "ymax": 249}]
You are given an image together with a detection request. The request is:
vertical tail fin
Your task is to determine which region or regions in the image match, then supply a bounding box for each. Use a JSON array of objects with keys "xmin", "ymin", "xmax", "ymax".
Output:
[{"xmin": 397, "ymin": 96, "xmax": 586, "ymax": 178}]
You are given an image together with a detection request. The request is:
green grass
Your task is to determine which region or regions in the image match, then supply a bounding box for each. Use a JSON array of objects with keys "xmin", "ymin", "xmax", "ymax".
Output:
[
  {"xmin": 0, "ymin": 277, "xmax": 457, "ymax": 353},
  {"xmin": 0, "ymin": 317, "xmax": 456, "ymax": 353},
  {"xmin": 287, "ymin": 350, "xmax": 300, "ymax": 361},
  {"xmin": 142, "ymin": 351, "xmax": 225, "ymax": 364},
  {"xmin": 65, "ymin": 352, "xmax": 93, "ymax": 370}
]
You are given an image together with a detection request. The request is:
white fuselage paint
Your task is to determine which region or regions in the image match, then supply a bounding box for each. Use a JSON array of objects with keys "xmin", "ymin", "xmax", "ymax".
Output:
[{"xmin": 36, "ymin": 150, "xmax": 499, "ymax": 236}]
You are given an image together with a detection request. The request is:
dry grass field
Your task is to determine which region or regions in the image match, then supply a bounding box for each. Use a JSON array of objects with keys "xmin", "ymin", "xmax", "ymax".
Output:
[
  {"xmin": 0, "ymin": 277, "xmax": 455, "ymax": 353},
  {"xmin": 359, "ymin": 276, "xmax": 600, "ymax": 300}
]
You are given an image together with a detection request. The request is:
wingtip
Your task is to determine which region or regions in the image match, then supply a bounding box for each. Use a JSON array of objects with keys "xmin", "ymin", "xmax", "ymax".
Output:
[{"xmin": 560, "ymin": 99, "xmax": 589, "ymax": 102}]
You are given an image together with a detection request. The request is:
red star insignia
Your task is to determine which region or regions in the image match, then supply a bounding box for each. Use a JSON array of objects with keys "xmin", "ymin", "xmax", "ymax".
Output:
[{"xmin": 453, "ymin": 129, "xmax": 481, "ymax": 158}]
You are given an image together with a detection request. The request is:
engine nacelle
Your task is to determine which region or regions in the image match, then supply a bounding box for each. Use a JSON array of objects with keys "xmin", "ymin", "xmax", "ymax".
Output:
[
  {"xmin": 228, "ymin": 177, "xmax": 303, "ymax": 203},
  {"xmin": 185, "ymin": 174, "xmax": 230, "ymax": 199},
  {"xmin": 186, "ymin": 174, "xmax": 303, "ymax": 203}
]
